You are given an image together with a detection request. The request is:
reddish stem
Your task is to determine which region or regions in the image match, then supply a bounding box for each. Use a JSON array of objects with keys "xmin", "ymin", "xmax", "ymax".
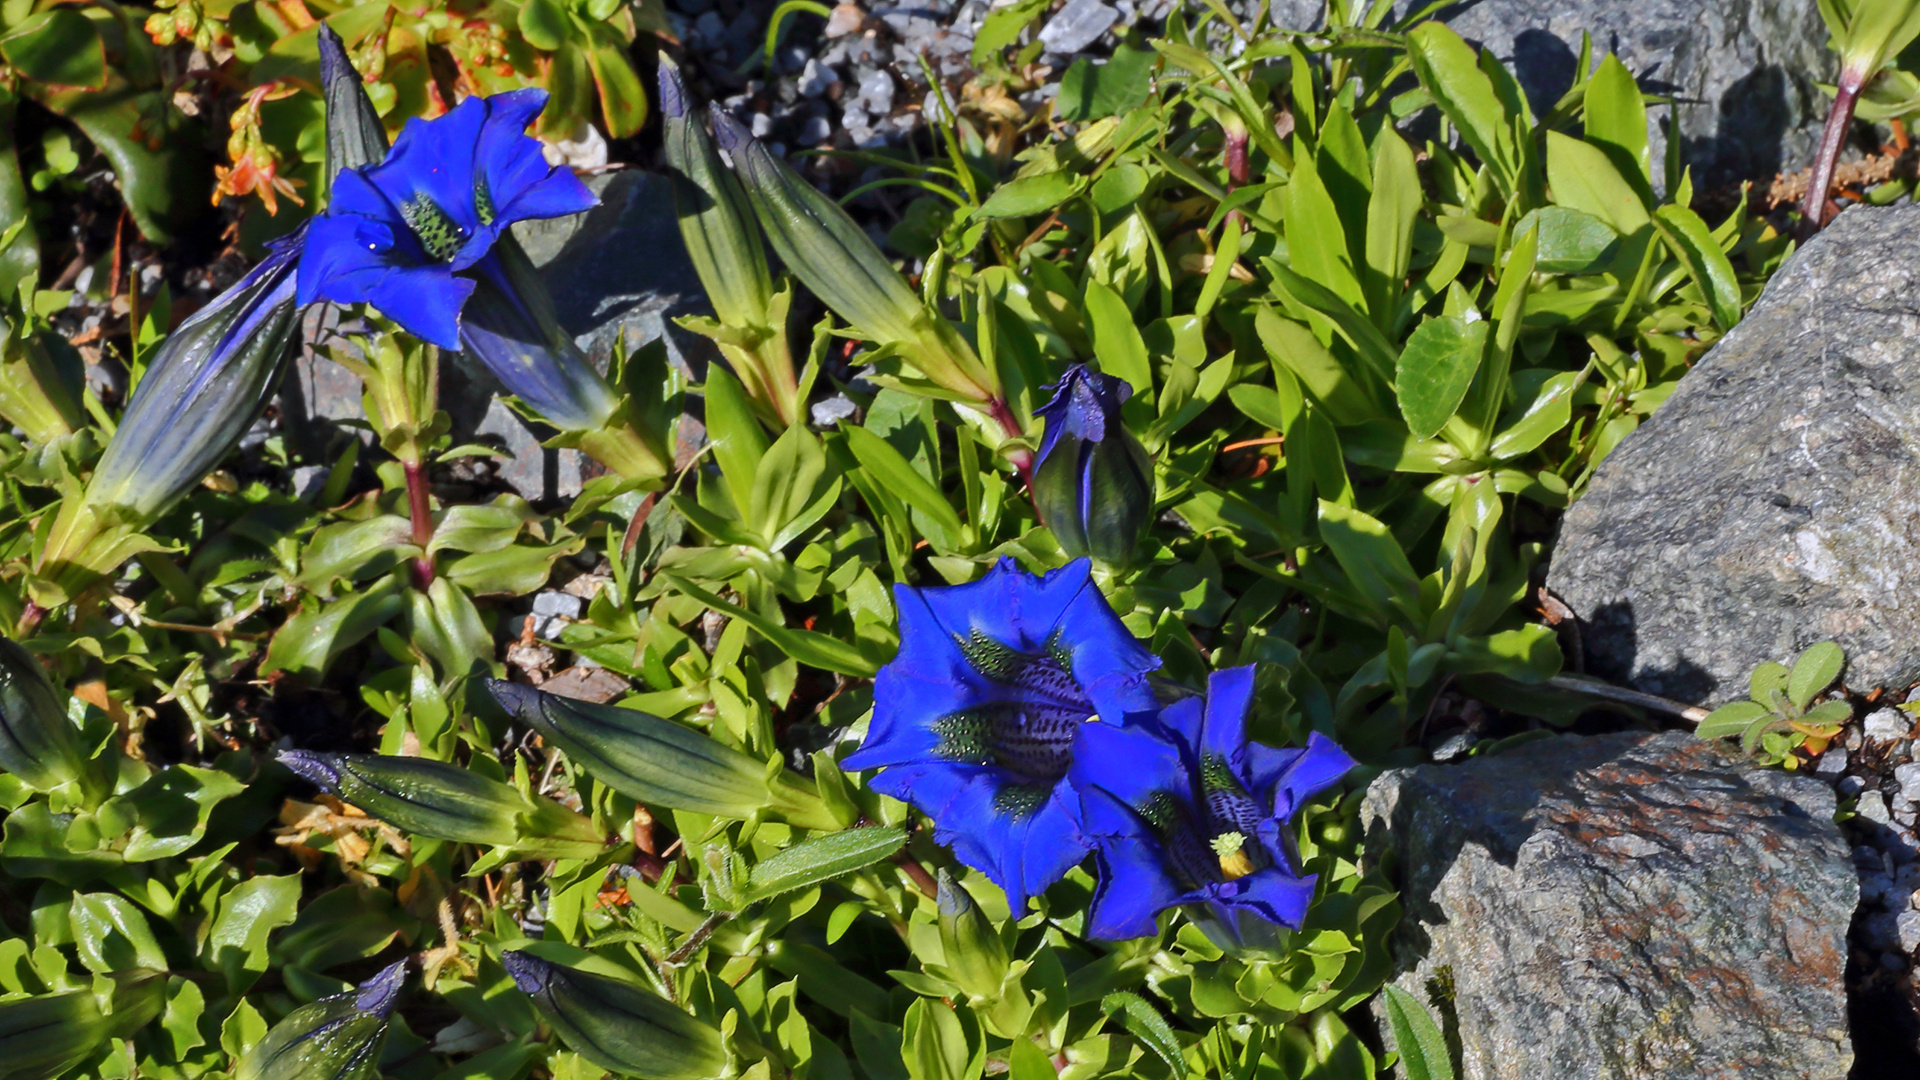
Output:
[
  {"xmin": 1801, "ymin": 72, "xmax": 1864, "ymax": 236},
  {"xmin": 404, "ymin": 461, "xmax": 435, "ymax": 590},
  {"xmin": 987, "ymin": 397, "xmax": 1034, "ymax": 488}
]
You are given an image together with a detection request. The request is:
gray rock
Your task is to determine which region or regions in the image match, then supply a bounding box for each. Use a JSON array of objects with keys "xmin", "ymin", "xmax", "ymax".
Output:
[
  {"xmin": 1899, "ymin": 909, "xmax": 1920, "ymax": 953},
  {"xmin": 1868, "ymin": 708, "xmax": 1914, "ymax": 742},
  {"xmin": 1862, "ymin": 791, "xmax": 1893, "ymax": 826},
  {"xmin": 1362, "ymin": 731, "xmax": 1854, "ymax": 1078},
  {"xmin": 1898, "ymin": 762, "xmax": 1920, "ymax": 804},
  {"xmin": 1038, "ymin": 0, "xmax": 1118, "ymax": 54},
  {"xmin": 856, "ymin": 70, "xmax": 895, "ymax": 114},
  {"xmin": 532, "ymin": 590, "xmax": 584, "ymax": 621},
  {"xmin": 1430, "ymin": 0, "xmax": 1829, "ymax": 191},
  {"xmin": 1547, "ymin": 206, "xmax": 1920, "ymax": 703},
  {"xmin": 1814, "ymin": 747, "xmax": 1847, "ymax": 776},
  {"xmin": 810, "ymin": 393, "xmax": 859, "ymax": 428},
  {"xmin": 290, "ymin": 464, "xmax": 330, "ymax": 503},
  {"xmin": 797, "ymin": 58, "xmax": 839, "ymax": 98}
]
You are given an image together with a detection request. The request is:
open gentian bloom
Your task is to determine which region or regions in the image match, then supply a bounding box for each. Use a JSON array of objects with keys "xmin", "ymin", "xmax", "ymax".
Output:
[
  {"xmin": 297, "ymin": 88, "xmax": 597, "ymax": 350},
  {"xmin": 1071, "ymin": 666, "xmax": 1355, "ymax": 945},
  {"xmin": 844, "ymin": 557, "xmax": 1161, "ymax": 912}
]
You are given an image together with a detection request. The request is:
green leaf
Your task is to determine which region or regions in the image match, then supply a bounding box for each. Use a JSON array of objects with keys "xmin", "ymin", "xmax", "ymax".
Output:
[
  {"xmin": 263, "ymin": 577, "xmax": 408, "ymax": 682},
  {"xmin": 1405, "ymin": 23, "xmax": 1516, "ymax": 196},
  {"xmin": 971, "ymin": 0, "xmax": 1049, "ymax": 65},
  {"xmin": 102, "ymin": 763, "xmax": 247, "ymax": 861},
  {"xmin": 68, "ymin": 893, "xmax": 167, "ymax": 974},
  {"xmin": 1316, "ymin": 500, "xmax": 1423, "ymax": 626},
  {"xmin": 1363, "ymin": 130, "xmax": 1421, "ymax": 326},
  {"xmin": 704, "ymin": 364, "xmax": 773, "ymax": 513},
  {"xmin": 1395, "ymin": 315, "xmax": 1487, "ymax": 440},
  {"xmin": 975, "ymin": 171, "xmax": 1082, "ymax": 220},
  {"xmin": 296, "ymin": 515, "xmax": 416, "ymax": 595},
  {"xmin": 588, "ymin": 38, "xmax": 648, "ymax": 138},
  {"xmin": 1056, "ymin": 44, "xmax": 1155, "ymax": 122},
  {"xmin": 750, "ymin": 423, "xmax": 839, "ymax": 550},
  {"xmin": 0, "ymin": 10, "xmax": 105, "ymax": 89},
  {"xmin": 1695, "ymin": 700, "xmax": 1772, "ymax": 741},
  {"xmin": 668, "ymin": 576, "xmax": 879, "ymax": 676},
  {"xmin": 1788, "ymin": 641, "xmax": 1845, "ymax": 710},
  {"xmin": 902, "ymin": 999, "xmax": 976, "ymax": 1080},
  {"xmin": 1653, "ymin": 204, "xmax": 1743, "ymax": 331},
  {"xmin": 843, "ymin": 424, "xmax": 965, "ymax": 546},
  {"xmin": 743, "ymin": 826, "xmax": 907, "ymax": 903},
  {"xmin": 1544, "ymin": 131, "xmax": 1649, "ymax": 234},
  {"xmin": 1100, "ymin": 993, "xmax": 1186, "ymax": 1077},
  {"xmin": 1489, "ymin": 371, "xmax": 1577, "ymax": 459},
  {"xmin": 1083, "ymin": 277, "xmax": 1152, "ymax": 394},
  {"xmin": 1286, "ymin": 144, "xmax": 1364, "ymax": 306},
  {"xmin": 38, "ymin": 81, "xmax": 209, "ymax": 245},
  {"xmin": 516, "ymin": 0, "xmax": 569, "ymax": 50},
  {"xmin": 1582, "ymin": 53, "xmax": 1650, "ymax": 189},
  {"xmin": 209, "ymin": 874, "xmax": 303, "ymax": 992},
  {"xmin": 1749, "ymin": 661, "xmax": 1791, "ymax": 703},
  {"xmin": 1380, "ymin": 985, "xmax": 1454, "ymax": 1080},
  {"xmin": 1268, "ymin": 261, "xmax": 1400, "ymax": 386},
  {"xmin": 428, "ymin": 498, "xmax": 534, "ymax": 555},
  {"xmin": 1512, "ymin": 206, "xmax": 1619, "ymax": 275},
  {"xmin": 444, "ymin": 537, "xmax": 586, "ymax": 598}
]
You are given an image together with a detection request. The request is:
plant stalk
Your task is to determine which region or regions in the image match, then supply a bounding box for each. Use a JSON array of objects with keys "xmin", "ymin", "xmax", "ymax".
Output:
[
  {"xmin": 404, "ymin": 460, "xmax": 435, "ymax": 590},
  {"xmin": 1545, "ymin": 674, "xmax": 1711, "ymax": 723},
  {"xmin": 1801, "ymin": 70, "xmax": 1865, "ymax": 234}
]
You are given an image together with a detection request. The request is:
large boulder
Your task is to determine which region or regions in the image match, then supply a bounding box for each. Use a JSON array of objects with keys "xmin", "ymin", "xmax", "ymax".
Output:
[
  {"xmin": 1363, "ymin": 731, "xmax": 1855, "ymax": 1079},
  {"xmin": 1546, "ymin": 204, "xmax": 1920, "ymax": 702}
]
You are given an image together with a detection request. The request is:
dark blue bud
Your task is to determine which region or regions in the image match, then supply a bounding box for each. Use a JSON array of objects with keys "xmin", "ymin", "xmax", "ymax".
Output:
[{"xmin": 1033, "ymin": 365, "xmax": 1154, "ymax": 566}]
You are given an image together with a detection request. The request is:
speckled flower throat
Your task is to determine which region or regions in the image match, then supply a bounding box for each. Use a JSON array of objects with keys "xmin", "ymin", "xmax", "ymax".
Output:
[{"xmin": 934, "ymin": 629, "xmax": 1093, "ymax": 790}]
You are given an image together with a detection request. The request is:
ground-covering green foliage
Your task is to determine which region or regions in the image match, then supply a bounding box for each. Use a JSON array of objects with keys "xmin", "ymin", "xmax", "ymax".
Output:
[{"xmin": 0, "ymin": 2, "xmax": 1805, "ymax": 1079}]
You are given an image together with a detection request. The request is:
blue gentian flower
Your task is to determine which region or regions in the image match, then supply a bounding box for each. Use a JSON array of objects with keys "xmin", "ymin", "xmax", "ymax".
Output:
[
  {"xmin": 1071, "ymin": 666, "xmax": 1355, "ymax": 944},
  {"xmin": 297, "ymin": 88, "xmax": 597, "ymax": 350},
  {"xmin": 1032, "ymin": 365, "xmax": 1154, "ymax": 566},
  {"xmin": 844, "ymin": 557, "xmax": 1161, "ymax": 912}
]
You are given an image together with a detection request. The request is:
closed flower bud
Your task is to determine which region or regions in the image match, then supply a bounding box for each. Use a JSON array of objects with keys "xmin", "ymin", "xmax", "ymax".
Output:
[
  {"xmin": 0, "ymin": 970, "xmax": 166, "ymax": 1080},
  {"xmin": 660, "ymin": 58, "xmax": 772, "ymax": 333},
  {"xmin": 83, "ymin": 228, "xmax": 303, "ymax": 522},
  {"xmin": 319, "ymin": 23, "xmax": 387, "ymax": 188},
  {"xmin": 501, "ymin": 949, "xmax": 728, "ymax": 1080},
  {"xmin": 235, "ymin": 959, "xmax": 407, "ymax": 1080},
  {"xmin": 936, "ymin": 870, "xmax": 1009, "ymax": 1001},
  {"xmin": 1033, "ymin": 365, "xmax": 1154, "ymax": 566},
  {"xmin": 0, "ymin": 634, "xmax": 97, "ymax": 796},
  {"xmin": 709, "ymin": 109, "xmax": 999, "ymax": 407},
  {"xmin": 484, "ymin": 680, "xmax": 838, "ymax": 830},
  {"xmin": 277, "ymin": 750, "xmax": 604, "ymax": 859}
]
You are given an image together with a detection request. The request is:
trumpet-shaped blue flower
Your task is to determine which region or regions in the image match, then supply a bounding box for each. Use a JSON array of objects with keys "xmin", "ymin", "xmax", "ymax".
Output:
[
  {"xmin": 1072, "ymin": 666, "xmax": 1355, "ymax": 943},
  {"xmin": 844, "ymin": 557, "xmax": 1160, "ymax": 912},
  {"xmin": 297, "ymin": 88, "xmax": 596, "ymax": 350}
]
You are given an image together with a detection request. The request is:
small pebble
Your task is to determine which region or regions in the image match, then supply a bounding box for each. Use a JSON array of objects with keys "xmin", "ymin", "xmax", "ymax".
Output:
[
  {"xmin": 1865, "ymin": 707, "xmax": 1910, "ymax": 742},
  {"xmin": 1432, "ymin": 733, "xmax": 1476, "ymax": 763},
  {"xmin": 532, "ymin": 591, "xmax": 585, "ymax": 621},
  {"xmin": 798, "ymin": 58, "xmax": 840, "ymax": 98},
  {"xmin": 1815, "ymin": 748, "xmax": 1849, "ymax": 775},
  {"xmin": 1038, "ymin": 0, "xmax": 1120, "ymax": 54},
  {"xmin": 751, "ymin": 112, "xmax": 775, "ymax": 138},
  {"xmin": 1896, "ymin": 762, "xmax": 1920, "ymax": 804},
  {"xmin": 1860, "ymin": 790, "xmax": 1893, "ymax": 825},
  {"xmin": 290, "ymin": 464, "xmax": 330, "ymax": 503},
  {"xmin": 1896, "ymin": 909, "xmax": 1920, "ymax": 953},
  {"xmin": 811, "ymin": 394, "xmax": 859, "ymax": 427},
  {"xmin": 1840, "ymin": 775, "xmax": 1868, "ymax": 795},
  {"xmin": 800, "ymin": 115, "xmax": 834, "ymax": 145}
]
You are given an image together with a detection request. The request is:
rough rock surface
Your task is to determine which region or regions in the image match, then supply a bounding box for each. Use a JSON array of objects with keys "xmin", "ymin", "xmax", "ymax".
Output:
[
  {"xmin": 1362, "ymin": 731, "xmax": 1854, "ymax": 1079},
  {"xmin": 282, "ymin": 170, "xmax": 710, "ymax": 502},
  {"xmin": 1547, "ymin": 204, "xmax": 1920, "ymax": 703},
  {"xmin": 1431, "ymin": 0, "xmax": 1829, "ymax": 191}
]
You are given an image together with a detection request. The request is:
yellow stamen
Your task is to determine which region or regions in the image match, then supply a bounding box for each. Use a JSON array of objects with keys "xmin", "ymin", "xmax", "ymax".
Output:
[{"xmin": 1211, "ymin": 832, "xmax": 1255, "ymax": 880}]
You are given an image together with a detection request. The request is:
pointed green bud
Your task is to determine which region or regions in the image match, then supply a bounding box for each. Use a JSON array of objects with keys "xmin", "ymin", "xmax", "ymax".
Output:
[
  {"xmin": 502, "ymin": 949, "xmax": 729, "ymax": 1080},
  {"xmin": 484, "ymin": 680, "xmax": 838, "ymax": 831},
  {"xmin": 235, "ymin": 960, "xmax": 406, "ymax": 1080},
  {"xmin": 660, "ymin": 58, "xmax": 772, "ymax": 331},
  {"xmin": 709, "ymin": 108, "xmax": 998, "ymax": 405},
  {"xmin": 318, "ymin": 23, "xmax": 390, "ymax": 187},
  {"xmin": 0, "ymin": 635, "xmax": 97, "ymax": 796},
  {"xmin": 83, "ymin": 229, "xmax": 302, "ymax": 522},
  {"xmin": 277, "ymin": 750, "xmax": 605, "ymax": 859},
  {"xmin": 0, "ymin": 970, "xmax": 166, "ymax": 1080},
  {"xmin": 936, "ymin": 870, "xmax": 1009, "ymax": 1000}
]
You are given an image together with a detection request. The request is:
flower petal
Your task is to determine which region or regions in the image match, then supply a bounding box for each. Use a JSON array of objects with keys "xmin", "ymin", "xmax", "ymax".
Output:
[
  {"xmin": 1211, "ymin": 867, "xmax": 1318, "ymax": 930},
  {"xmin": 1259, "ymin": 731, "xmax": 1356, "ymax": 820},
  {"xmin": 1085, "ymin": 812, "xmax": 1182, "ymax": 941},
  {"xmin": 1069, "ymin": 718, "xmax": 1187, "ymax": 830}
]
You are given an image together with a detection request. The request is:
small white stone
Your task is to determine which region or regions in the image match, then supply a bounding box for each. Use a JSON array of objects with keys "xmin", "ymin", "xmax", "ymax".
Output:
[
  {"xmin": 1897, "ymin": 762, "xmax": 1920, "ymax": 804},
  {"xmin": 1815, "ymin": 748, "xmax": 1849, "ymax": 775},
  {"xmin": 1896, "ymin": 909, "xmax": 1920, "ymax": 953},
  {"xmin": 1840, "ymin": 775, "xmax": 1868, "ymax": 795},
  {"xmin": 1865, "ymin": 708, "xmax": 1911, "ymax": 742},
  {"xmin": 797, "ymin": 58, "xmax": 840, "ymax": 98},
  {"xmin": 1859, "ymin": 790, "xmax": 1893, "ymax": 825}
]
